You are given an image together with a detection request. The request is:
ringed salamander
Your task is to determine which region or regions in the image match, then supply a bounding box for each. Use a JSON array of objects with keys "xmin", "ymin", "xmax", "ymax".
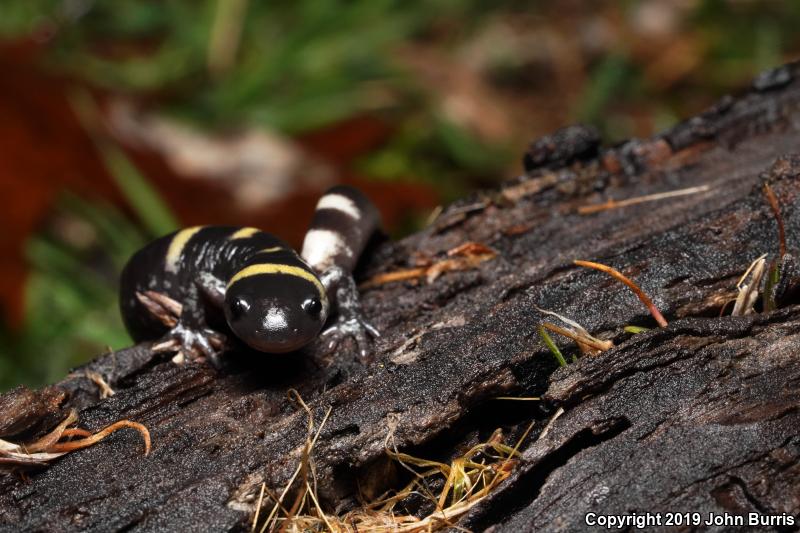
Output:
[{"xmin": 119, "ymin": 186, "xmax": 380, "ymax": 364}]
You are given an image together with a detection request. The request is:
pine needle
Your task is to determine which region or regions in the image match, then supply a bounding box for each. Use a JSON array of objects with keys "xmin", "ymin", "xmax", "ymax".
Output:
[
  {"xmin": 251, "ymin": 483, "xmax": 266, "ymax": 533},
  {"xmin": 494, "ymin": 397, "xmax": 541, "ymax": 401},
  {"xmin": 578, "ymin": 185, "xmax": 711, "ymax": 214},
  {"xmin": 574, "ymin": 260, "xmax": 668, "ymax": 327},
  {"xmin": 763, "ymin": 183, "xmax": 787, "ymax": 257},
  {"xmin": 361, "ymin": 242, "xmax": 496, "ymax": 288}
]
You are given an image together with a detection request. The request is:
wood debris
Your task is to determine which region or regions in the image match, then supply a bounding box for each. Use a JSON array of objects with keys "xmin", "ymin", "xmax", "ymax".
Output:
[
  {"xmin": 731, "ymin": 254, "xmax": 768, "ymax": 316},
  {"xmin": 362, "ymin": 242, "xmax": 497, "ymax": 289}
]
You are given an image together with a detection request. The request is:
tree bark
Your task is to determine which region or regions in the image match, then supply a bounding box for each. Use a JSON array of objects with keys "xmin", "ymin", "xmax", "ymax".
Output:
[{"xmin": 2, "ymin": 63, "xmax": 800, "ymax": 532}]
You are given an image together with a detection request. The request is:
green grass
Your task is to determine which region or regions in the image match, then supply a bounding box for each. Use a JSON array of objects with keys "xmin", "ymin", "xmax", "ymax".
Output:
[
  {"xmin": 0, "ymin": 194, "xmax": 148, "ymax": 390},
  {"xmin": 537, "ymin": 325, "xmax": 567, "ymax": 368}
]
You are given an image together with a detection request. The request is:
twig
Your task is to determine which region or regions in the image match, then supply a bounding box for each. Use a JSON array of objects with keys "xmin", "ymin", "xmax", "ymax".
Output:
[
  {"xmin": 136, "ymin": 290, "xmax": 182, "ymax": 328},
  {"xmin": 60, "ymin": 428, "xmax": 92, "ymax": 439},
  {"xmin": 1, "ymin": 412, "xmax": 150, "ymax": 471}
]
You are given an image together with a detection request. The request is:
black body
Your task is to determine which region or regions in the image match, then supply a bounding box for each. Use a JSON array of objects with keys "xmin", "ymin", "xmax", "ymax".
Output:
[{"xmin": 120, "ymin": 227, "xmax": 303, "ymax": 342}]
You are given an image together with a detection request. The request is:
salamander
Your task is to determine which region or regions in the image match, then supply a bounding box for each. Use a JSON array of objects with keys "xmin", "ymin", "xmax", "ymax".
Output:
[{"xmin": 119, "ymin": 185, "xmax": 380, "ymax": 365}]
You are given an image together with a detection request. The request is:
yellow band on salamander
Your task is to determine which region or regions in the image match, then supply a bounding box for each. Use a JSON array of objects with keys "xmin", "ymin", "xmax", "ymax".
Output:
[
  {"xmin": 166, "ymin": 226, "xmax": 205, "ymax": 273},
  {"xmin": 257, "ymin": 246, "xmax": 285, "ymax": 254},
  {"xmin": 227, "ymin": 263, "xmax": 326, "ymax": 301},
  {"xmin": 229, "ymin": 227, "xmax": 261, "ymax": 240}
]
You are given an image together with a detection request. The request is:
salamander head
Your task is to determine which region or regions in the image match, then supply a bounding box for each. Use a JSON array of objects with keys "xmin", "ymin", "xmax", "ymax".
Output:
[{"xmin": 224, "ymin": 270, "xmax": 328, "ymax": 353}]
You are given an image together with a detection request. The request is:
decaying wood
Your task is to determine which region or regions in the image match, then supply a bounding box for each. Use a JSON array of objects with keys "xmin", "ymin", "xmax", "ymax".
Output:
[{"xmin": 2, "ymin": 62, "xmax": 800, "ymax": 532}]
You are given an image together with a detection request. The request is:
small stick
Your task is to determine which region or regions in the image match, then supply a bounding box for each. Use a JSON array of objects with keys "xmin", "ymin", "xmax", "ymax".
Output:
[
  {"xmin": 446, "ymin": 242, "xmax": 495, "ymax": 257},
  {"xmin": 578, "ymin": 185, "xmax": 711, "ymax": 215},
  {"xmin": 574, "ymin": 260, "xmax": 668, "ymax": 327}
]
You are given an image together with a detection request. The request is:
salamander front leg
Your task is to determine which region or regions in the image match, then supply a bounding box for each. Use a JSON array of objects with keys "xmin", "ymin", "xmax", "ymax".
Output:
[
  {"xmin": 154, "ymin": 322, "xmax": 226, "ymax": 366},
  {"xmin": 136, "ymin": 287, "xmax": 226, "ymax": 367},
  {"xmin": 319, "ymin": 266, "xmax": 379, "ymax": 357}
]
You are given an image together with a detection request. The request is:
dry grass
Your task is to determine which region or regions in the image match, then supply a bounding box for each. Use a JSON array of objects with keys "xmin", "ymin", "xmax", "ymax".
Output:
[
  {"xmin": 251, "ymin": 392, "xmax": 535, "ymax": 533},
  {"xmin": 534, "ymin": 306, "xmax": 613, "ymax": 367},
  {"xmin": 252, "ymin": 390, "xmax": 332, "ymax": 533},
  {"xmin": 542, "ymin": 323, "xmax": 612, "ymax": 355},
  {"xmin": 731, "ymin": 254, "xmax": 767, "ymax": 316}
]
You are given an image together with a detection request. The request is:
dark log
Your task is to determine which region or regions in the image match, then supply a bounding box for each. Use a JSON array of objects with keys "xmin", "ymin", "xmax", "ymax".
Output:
[{"xmin": 2, "ymin": 62, "xmax": 800, "ymax": 532}]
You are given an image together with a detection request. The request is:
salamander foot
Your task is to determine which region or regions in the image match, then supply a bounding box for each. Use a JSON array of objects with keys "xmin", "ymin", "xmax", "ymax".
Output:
[
  {"xmin": 137, "ymin": 290, "xmax": 226, "ymax": 367},
  {"xmin": 318, "ymin": 267, "xmax": 380, "ymax": 357},
  {"xmin": 321, "ymin": 316, "xmax": 379, "ymax": 358},
  {"xmin": 152, "ymin": 323, "xmax": 227, "ymax": 367}
]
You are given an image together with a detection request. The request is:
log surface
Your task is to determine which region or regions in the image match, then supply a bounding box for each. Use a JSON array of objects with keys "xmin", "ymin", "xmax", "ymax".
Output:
[{"xmin": 2, "ymin": 63, "xmax": 800, "ymax": 532}]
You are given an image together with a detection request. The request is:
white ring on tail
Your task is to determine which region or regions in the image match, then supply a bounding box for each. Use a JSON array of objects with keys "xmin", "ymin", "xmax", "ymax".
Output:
[
  {"xmin": 302, "ymin": 229, "xmax": 353, "ymax": 271},
  {"xmin": 316, "ymin": 194, "xmax": 361, "ymax": 219}
]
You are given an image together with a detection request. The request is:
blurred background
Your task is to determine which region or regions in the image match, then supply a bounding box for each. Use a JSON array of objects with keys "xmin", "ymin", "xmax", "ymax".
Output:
[{"xmin": 1, "ymin": 0, "xmax": 799, "ymax": 391}]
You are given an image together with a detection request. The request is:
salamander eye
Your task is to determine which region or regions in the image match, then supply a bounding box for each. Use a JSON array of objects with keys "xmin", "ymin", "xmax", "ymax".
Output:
[
  {"xmin": 230, "ymin": 298, "xmax": 251, "ymax": 319},
  {"xmin": 302, "ymin": 297, "xmax": 322, "ymax": 317}
]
